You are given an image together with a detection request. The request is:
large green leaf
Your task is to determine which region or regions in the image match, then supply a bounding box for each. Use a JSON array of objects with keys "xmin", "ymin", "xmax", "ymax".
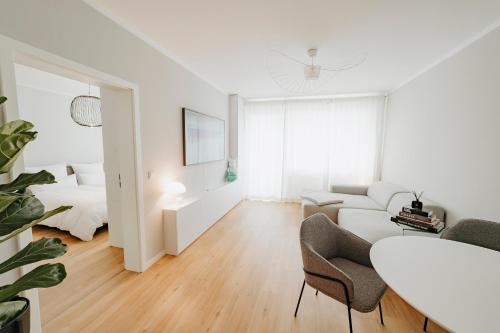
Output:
[
  {"xmin": 0, "ymin": 132, "xmax": 37, "ymax": 174},
  {"xmin": 0, "ymin": 206, "xmax": 72, "ymax": 244},
  {"xmin": 0, "ymin": 171, "xmax": 56, "ymax": 193},
  {"xmin": 0, "ymin": 120, "xmax": 34, "ymax": 136},
  {"xmin": 0, "ymin": 196, "xmax": 44, "ymax": 237},
  {"xmin": 0, "ymin": 300, "xmax": 26, "ymax": 328},
  {"xmin": 0, "ymin": 237, "xmax": 67, "ymax": 275},
  {"xmin": 0, "ymin": 263, "xmax": 66, "ymax": 302},
  {"xmin": 0, "ymin": 195, "xmax": 19, "ymax": 214}
]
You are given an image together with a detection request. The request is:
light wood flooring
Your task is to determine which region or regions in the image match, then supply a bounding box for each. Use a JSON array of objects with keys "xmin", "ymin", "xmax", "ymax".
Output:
[{"xmin": 33, "ymin": 200, "xmax": 447, "ymax": 333}]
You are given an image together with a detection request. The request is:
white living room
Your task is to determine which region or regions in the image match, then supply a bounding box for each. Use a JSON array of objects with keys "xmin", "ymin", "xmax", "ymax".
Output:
[{"xmin": 0, "ymin": 1, "xmax": 499, "ymax": 333}]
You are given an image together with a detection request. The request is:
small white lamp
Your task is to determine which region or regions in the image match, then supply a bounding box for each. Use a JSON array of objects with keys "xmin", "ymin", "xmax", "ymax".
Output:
[{"xmin": 164, "ymin": 181, "xmax": 186, "ymax": 204}]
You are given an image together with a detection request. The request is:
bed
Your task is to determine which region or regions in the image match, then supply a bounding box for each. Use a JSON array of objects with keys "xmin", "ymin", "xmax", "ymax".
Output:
[{"xmin": 27, "ymin": 163, "xmax": 108, "ymax": 241}]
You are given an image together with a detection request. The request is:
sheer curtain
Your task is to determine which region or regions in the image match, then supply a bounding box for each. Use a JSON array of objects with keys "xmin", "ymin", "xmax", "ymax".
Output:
[
  {"xmin": 243, "ymin": 96, "xmax": 385, "ymax": 201},
  {"xmin": 243, "ymin": 101, "xmax": 285, "ymax": 200}
]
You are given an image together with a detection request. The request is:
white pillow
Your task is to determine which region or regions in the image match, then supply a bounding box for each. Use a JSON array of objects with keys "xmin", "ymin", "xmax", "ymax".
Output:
[
  {"xmin": 76, "ymin": 172, "xmax": 105, "ymax": 186},
  {"xmin": 30, "ymin": 174, "xmax": 78, "ymax": 192},
  {"xmin": 300, "ymin": 192, "xmax": 344, "ymax": 206},
  {"xmin": 25, "ymin": 163, "xmax": 67, "ymax": 181},
  {"xmin": 71, "ymin": 163, "xmax": 103, "ymax": 175}
]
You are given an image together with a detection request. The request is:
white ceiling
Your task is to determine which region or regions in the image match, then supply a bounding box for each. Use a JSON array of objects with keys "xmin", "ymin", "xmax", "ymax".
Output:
[{"xmin": 87, "ymin": 0, "xmax": 500, "ymax": 98}]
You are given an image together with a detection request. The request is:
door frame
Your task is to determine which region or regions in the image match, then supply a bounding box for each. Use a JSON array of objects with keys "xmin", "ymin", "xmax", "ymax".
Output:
[{"xmin": 0, "ymin": 34, "xmax": 147, "ymax": 272}]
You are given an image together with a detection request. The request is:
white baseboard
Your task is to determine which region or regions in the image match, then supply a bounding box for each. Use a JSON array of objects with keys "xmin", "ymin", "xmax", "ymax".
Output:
[{"xmin": 143, "ymin": 250, "xmax": 166, "ymax": 271}]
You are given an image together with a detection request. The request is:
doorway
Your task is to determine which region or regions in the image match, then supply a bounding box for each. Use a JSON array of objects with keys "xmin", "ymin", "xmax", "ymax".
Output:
[
  {"xmin": 15, "ymin": 64, "xmax": 110, "ymax": 242},
  {"xmin": 0, "ymin": 34, "xmax": 145, "ymax": 332},
  {"xmin": 6, "ymin": 52, "xmax": 144, "ymax": 328},
  {"xmin": 7, "ymin": 49, "xmax": 145, "ymax": 271}
]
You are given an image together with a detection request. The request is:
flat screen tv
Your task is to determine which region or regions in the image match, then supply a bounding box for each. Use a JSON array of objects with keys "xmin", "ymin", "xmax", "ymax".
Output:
[{"xmin": 182, "ymin": 108, "xmax": 225, "ymax": 166}]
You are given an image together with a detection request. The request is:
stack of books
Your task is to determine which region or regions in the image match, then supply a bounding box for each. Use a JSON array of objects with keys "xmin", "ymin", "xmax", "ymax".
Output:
[{"xmin": 391, "ymin": 206, "xmax": 445, "ymax": 233}]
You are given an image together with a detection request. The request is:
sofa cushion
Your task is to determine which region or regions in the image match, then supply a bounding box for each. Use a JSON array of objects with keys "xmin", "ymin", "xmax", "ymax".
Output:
[
  {"xmin": 387, "ymin": 192, "xmax": 414, "ymax": 216},
  {"xmin": 300, "ymin": 192, "xmax": 345, "ymax": 206},
  {"xmin": 302, "ymin": 193, "xmax": 384, "ymax": 222},
  {"xmin": 330, "ymin": 184, "xmax": 369, "ymax": 196},
  {"xmin": 338, "ymin": 209, "xmax": 403, "ymax": 244},
  {"xmin": 367, "ymin": 181, "xmax": 408, "ymax": 209}
]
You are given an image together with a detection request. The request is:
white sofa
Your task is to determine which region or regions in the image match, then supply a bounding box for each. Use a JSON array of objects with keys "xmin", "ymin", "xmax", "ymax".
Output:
[
  {"xmin": 301, "ymin": 181, "xmax": 446, "ymax": 244},
  {"xmin": 302, "ymin": 181, "xmax": 408, "ymax": 222}
]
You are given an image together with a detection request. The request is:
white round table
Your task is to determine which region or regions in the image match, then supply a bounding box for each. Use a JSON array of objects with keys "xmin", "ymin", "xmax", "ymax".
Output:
[{"xmin": 370, "ymin": 236, "xmax": 500, "ymax": 333}]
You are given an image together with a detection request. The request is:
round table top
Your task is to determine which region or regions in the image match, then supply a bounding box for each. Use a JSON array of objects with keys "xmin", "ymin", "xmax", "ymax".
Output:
[{"xmin": 370, "ymin": 236, "xmax": 500, "ymax": 333}]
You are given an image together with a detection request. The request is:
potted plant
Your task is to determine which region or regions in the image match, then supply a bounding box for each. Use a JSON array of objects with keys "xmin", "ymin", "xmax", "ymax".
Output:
[{"xmin": 0, "ymin": 96, "xmax": 71, "ymax": 333}]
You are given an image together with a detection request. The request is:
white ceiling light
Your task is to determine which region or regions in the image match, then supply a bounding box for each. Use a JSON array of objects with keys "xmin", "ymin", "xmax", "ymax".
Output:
[{"xmin": 267, "ymin": 48, "xmax": 366, "ymax": 95}]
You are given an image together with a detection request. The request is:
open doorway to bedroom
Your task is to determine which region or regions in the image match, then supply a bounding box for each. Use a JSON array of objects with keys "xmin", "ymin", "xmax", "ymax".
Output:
[
  {"xmin": 7, "ymin": 48, "xmax": 144, "ymax": 327},
  {"xmin": 14, "ymin": 62, "xmax": 125, "ymax": 326},
  {"xmin": 15, "ymin": 64, "xmax": 110, "ymax": 242}
]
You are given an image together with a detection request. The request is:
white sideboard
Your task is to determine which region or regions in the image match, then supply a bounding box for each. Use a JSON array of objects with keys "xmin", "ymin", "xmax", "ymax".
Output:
[{"xmin": 163, "ymin": 180, "xmax": 242, "ymax": 255}]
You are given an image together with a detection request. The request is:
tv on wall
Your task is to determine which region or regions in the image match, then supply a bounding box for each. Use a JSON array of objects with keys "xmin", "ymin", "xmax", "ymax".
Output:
[{"xmin": 182, "ymin": 108, "xmax": 225, "ymax": 166}]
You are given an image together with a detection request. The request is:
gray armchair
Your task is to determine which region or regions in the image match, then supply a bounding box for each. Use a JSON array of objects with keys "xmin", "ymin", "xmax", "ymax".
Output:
[
  {"xmin": 294, "ymin": 213, "xmax": 387, "ymax": 333},
  {"xmin": 423, "ymin": 218, "xmax": 500, "ymax": 331},
  {"xmin": 441, "ymin": 218, "xmax": 500, "ymax": 251}
]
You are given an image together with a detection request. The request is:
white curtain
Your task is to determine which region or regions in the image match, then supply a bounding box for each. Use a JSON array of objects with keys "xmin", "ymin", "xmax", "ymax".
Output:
[
  {"xmin": 243, "ymin": 101, "xmax": 285, "ymax": 200},
  {"xmin": 243, "ymin": 96, "xmax": 385, "ymax": 201}
]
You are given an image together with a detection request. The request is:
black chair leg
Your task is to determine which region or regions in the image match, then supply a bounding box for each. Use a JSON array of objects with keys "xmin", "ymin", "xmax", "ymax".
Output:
[
  {"xmin": 347, "ymin": 305, "xmax": 353, "ymax": 333},
  {"xmin": 423, "ymin": 317, "xmax": 428, "ymax": 331},
  {"xmin": 294, "ymin": 280, "xmax": 305, "ymax": 317},
  {"xmin": 315, "ymin": 289, "xmax": 318, "ymax": 296},
  {"xmin": 378, "ymin": 302, "xmax": 384, "ymax": 325}
]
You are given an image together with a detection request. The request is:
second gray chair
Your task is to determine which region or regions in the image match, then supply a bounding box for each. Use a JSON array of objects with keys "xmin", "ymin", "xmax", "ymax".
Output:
[
  {"xmin": 441, "ymin": 218, "xmax": 500, "ymax": 251},
  {"xmin": 423, "ymin": 218, "xmax": 500, "ymax": 331},
  {"xmin": 294, "ymin": 213, "xmax": 387, "ymax": 333}
]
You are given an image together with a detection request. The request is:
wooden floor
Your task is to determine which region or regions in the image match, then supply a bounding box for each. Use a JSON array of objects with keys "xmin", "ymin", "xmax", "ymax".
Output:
[{"xmin": 33, "ymin": 201, "xmax": 447, "ymax": 333}]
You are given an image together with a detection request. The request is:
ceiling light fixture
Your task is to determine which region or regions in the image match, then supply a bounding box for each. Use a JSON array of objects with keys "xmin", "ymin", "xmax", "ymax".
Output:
[
  {"xmin": 70, "ymin": 83, "xmax": 102, "ymax": 127},
  {"xmin": 267, "ymin": 48, "xmax": 366, "ymax": 95}
]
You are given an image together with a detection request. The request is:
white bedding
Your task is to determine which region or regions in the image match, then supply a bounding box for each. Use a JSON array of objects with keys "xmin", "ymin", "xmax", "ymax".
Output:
[{"xmin": 32, "ymin": 185, "xmax": 107, "ymax": 241}]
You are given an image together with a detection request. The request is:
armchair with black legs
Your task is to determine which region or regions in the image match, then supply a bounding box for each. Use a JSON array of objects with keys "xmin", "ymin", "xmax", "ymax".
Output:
[{"xmin": 294, "ymin": 213, "xmax": 387, "ymax": 333}]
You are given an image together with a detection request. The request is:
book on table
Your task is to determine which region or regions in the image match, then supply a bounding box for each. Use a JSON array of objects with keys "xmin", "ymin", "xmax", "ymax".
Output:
[
  {"xmin": 399, "ymin": 211, "xmax": 438, "ymax": 224},
  {"xmin": 392, "ymin": 207, "xmax": 445, "ymax": 233},
  {"xmin": 402, "ymin": 206, "xmax": 433, "ymax": 217}
]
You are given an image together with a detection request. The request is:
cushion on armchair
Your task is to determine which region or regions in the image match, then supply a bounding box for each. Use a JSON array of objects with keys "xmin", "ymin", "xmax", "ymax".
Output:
[{"xmin": 328, "ymin": 257, "xmax": 387, "ymax": 312}]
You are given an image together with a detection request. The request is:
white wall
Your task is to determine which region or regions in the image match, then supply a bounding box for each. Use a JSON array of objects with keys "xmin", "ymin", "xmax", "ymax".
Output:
[
  {"xmin": 0, "ymin": 0, "xmax": 229, "ymax": 260},
  {"xmin": 15, "ymin": 64, "xmax": 103, "ymax": 166},
  {"xmin": 383, "ymin": 26, "xmax": 500, "ymax": 226}
]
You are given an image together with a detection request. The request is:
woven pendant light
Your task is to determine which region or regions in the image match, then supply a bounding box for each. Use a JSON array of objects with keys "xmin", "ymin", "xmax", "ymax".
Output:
[
  {"xmin": 267, "ymin": 48, "xmax": 366, "ymax": 95},
  {"xmin": 70, "ymin": 84, "xmax": 102, "ymax": 127}
]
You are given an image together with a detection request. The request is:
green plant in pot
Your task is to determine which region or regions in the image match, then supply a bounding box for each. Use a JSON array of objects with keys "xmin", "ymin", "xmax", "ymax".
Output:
[{"xmin": 0, "ymin": 96, "xmax": 71, "ymax": 333}]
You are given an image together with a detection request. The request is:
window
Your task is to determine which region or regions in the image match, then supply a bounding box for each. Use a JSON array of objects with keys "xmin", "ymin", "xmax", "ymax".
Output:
[{"xmin": 243, "ymin": 96, "xmax": 385, "ymax": 201}]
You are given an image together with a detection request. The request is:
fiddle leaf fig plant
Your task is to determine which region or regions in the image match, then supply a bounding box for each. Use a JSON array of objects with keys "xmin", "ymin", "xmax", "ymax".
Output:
[{"xmin": 0, "ymin": 96, "xmax": 72, "ymax": 329}]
